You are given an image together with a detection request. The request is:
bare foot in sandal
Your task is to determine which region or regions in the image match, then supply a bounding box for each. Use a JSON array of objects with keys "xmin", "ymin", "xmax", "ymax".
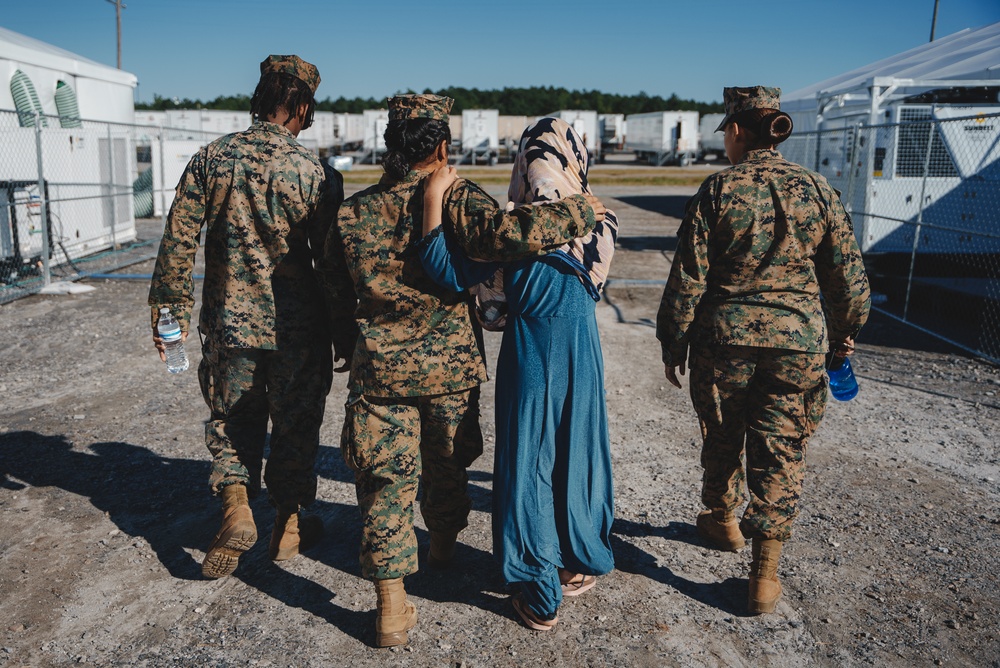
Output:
[{"xmin": 559, "ymin": 569, "xmax": 598, "ymax": 597}]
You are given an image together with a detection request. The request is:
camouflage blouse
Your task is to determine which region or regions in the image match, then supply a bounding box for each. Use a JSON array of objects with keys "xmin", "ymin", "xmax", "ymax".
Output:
[
  {"xmin": 324, "ymin": 170, "xmax": 596, "ymax": 398},
  {"xmin": 656, "ymin": 148, "xmax": 871, "ymax": 366},
  {"xmin": 148, "ymin": 121, "xmax": 342, "ymax": 349}
]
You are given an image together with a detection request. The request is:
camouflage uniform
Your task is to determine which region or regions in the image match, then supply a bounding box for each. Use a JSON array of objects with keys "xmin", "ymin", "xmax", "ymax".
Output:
[
  {"xmin": 656, "ymin": 87, "xmax": 870, "ymax": 541},
  {"xmin": 324, "ymin": 96, "xmax": 596, "ymax": 579},
  {"xmin": 148, "ymin": 70, "xmax": 343, "ymax": 508}
]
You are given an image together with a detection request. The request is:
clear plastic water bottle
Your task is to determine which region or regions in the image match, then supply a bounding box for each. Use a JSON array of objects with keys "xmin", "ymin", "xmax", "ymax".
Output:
[
  {"xmin": 157, "ymin": 307, "xmax": 189, "ymax": 373},
  {"xmin": 827, "ymin": 355, "xmax": 859, "ymax": 401}
]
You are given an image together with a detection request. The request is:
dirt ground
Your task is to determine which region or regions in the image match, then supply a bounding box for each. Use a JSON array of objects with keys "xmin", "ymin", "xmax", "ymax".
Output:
[{"xmin": 1, "ymin": 178, "xmax": 999, "ymax": 668}]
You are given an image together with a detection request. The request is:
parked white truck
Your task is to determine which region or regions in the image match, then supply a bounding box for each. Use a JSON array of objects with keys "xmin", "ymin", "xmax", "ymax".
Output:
[
  {"xmin": 698, "ymin": 113, "xmax": 726, "ymax": 160},
  {"xmin": 626, "ymin": 110, "xmax": 699, "ymax": 166}
]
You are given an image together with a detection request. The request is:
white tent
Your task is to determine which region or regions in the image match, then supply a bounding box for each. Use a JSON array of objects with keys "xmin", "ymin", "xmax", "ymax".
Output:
[
  {"xmin": 783, "ymin": 21, "xmax": 1000, "ymax": 130},
  {"xmin": 0, "ymin": 25, "xmax": 137, "ymax": 124}
]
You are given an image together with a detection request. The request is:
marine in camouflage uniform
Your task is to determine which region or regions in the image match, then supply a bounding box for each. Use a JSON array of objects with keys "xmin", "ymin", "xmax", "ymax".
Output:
[
  {"xmin": 323, "ymin": 94, "xmax": 598, "ymax": 583},
  {"xmin": 656, "ymin": 86, "xmax": 871, "ymax": 546},
  {"xmin": 148, "ymin": 56, "xmax": 344, "ymax": 577}
]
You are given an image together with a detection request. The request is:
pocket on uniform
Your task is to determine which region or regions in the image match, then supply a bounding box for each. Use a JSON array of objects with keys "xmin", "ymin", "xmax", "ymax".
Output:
[{"xmin": 341, "ymin": 393, "xmax": 407, "ymax": 472}]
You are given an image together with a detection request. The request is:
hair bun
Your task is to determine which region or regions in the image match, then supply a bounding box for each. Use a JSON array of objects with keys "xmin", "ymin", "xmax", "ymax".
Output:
[{"xmin": 766, "ymin": 112, "xmax": 793, "ymax": 144}]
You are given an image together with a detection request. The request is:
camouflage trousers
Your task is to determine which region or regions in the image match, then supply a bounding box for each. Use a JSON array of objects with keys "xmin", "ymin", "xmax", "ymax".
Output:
[
  {"xmin": 198, "ymin": 337, "xmax": 332, "ymax": 508},
  {"xmin": 689, "ymin": 344, "xmax": 827, "ymax": 542},
  {"xmin": 341, "ymin": 387, "xmax": 483, "ymax": 580}
]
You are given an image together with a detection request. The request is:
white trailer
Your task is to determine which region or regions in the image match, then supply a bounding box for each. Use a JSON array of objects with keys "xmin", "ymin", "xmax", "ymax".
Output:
[
  {"xmin": 780, "ymin": 22, "xmax": 1000, "ymax": 254},
  {"xmin": 782, "ymin": 100, "xmax": 1000, "ymax": 254},
  {"xmin": 461, "ymin": 109, "xmax": 499, "ymax": 164},
  {"xmin": 547, "ymin": 110, "xmax": 600, "ymax": 158},
  {"xmin": 599, "ymin": 113, "xmax": 626, "ymax": 150},
  {"xmin": 297, "ymin": 111, "xmax": 336, "ymax": 153},
  {"xmin": 1, "ymin": 27, "xmax": 138, "ymax": 278},
  {"xmin": 361, "ymin": 109, "xmax": 389, "ymax": 160},
  {"xmin": 626, "ymin": 110, "xmax": 700, "ymax": 166},
  {"xmin": 698, "ymin": 113, "xmax": 726, "ymax": 158},
  {"xmin": 499, "ymin": 115, "xmax": 529, "ymax": 154}
]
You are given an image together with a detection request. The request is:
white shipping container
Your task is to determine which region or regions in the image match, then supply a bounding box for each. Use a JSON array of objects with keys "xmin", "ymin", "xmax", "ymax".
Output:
[
  {"xmin": 462, "ymin": 109, "xmax": 499, "ymax": 151},
  {"xmin": 339, "ymin": 113, "xmax": 365, "ymax": 145},
  {"xmin": 150, "ymin": 139, "xmax": 207, "ymax": 217},
  {"xmin": 1, "ymin": 26, "xmax": 138, "ymax": 124},
  {"xmin": 499, "ymin": 115, "xmax": 529, "ymax": 145},
  {"xmin": 699, "ymin": 113, "xmax": 726, "ymax": 154},
  {"xmin": 199, "ymin": 110, "xmax": 249, "ymax": 137},
  {"xmin": 298, "ymin": 111, "xmax": 336, "ymax": 149},
  {"xmin": 0, "ymin": 126, "xmax": 136, "ymax": 263},
  {"xmin": 599, "ymin": 113, "xmax": 625, "ymax": 147},
  {"xmin": 626, "ymin": 110, "xmax": 700, "ymax": 164},
  {"xmin": 362, "ymin": 109, "xmax": 389, "ymax": 152},
  {"xmin": 547, "ymin": 110, "xmax": 600, "ymax": 155}
]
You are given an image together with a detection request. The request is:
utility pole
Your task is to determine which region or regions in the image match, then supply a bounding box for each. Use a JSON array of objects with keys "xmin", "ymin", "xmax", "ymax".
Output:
[
  {"xmin": 105, "ymin": 0, "xmax": 125, "ymax": 69},
  {"xmin": 929, "ymin": 0, "xmax": 940, "ymax": 42}
]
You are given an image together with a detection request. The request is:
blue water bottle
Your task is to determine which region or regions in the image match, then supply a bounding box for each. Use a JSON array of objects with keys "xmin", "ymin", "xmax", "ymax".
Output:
[{"xmin": 827, "ymin": 355, "xmax": 859, "ymax": 401}]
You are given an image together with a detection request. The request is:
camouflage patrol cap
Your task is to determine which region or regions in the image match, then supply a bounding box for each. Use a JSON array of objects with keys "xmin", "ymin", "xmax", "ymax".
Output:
[
  {"xmin": 387, "ymin": 94, "xmax": 454, "ymax": 122},
  {"xmin": 259, "ymin": 55, "xmax": 320, "ymax": 95},
  {"xmin": 715, "ymin": 86, "xmax": 781, "ymax": 132}
]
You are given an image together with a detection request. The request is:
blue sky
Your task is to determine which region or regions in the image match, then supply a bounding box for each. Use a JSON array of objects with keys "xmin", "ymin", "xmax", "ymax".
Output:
[{"xmin": 3, "ymin": 0, "xmax": 999, "ymax": 105}]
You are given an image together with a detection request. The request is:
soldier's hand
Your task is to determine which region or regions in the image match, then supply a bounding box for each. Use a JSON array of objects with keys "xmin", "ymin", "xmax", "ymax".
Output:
[
  {"xmin": 153, "ymin": 329, "xmax": 187, "ymax": 363},
  {"xmin": 426, "ymin": 165, "xmax": 458, "ymax": 199},
  {"xmin": 583, "ymin": 194, "xmax": 606, "ymax": 223},
  {"xmin": 832, "ymin": 337, "xmax": 856, "ymax": 358},
  {"xmin": 664, "ymin": 361, "xmax": 686, "ymax": 389},
  {"xmin": 334, "ymin": 354, "xmax": 351, "ymax": 373}
]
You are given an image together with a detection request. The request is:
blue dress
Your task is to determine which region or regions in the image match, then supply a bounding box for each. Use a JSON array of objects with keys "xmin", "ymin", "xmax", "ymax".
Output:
[{"xmin": 418, "ymin": 229, "xmax": 615, "ymax": 619}]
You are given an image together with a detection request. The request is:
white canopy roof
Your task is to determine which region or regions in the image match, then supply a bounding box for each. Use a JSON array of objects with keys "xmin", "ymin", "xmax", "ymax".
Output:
[
  {"xmin": 0, "ymin": 25, "xmax": 137, "ymax": 88},
  {"xmin": 784, "ymin": 21, "xmax": 1000, "ymax": 106}
]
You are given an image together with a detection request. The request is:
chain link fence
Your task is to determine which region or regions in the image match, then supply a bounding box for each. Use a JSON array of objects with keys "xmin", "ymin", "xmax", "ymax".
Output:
[
  {"xmin": 782, "ymin": 110, "xmax": 1000, "ymax": 364},
  {"xmin": 0, "ymin": 109, "xmax": 219, "ymax": 304}
]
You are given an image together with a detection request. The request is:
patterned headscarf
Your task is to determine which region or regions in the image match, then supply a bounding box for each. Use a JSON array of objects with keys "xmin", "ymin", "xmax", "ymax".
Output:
[
  {"xmin": 472, "ymin": 117, "xmax": 618, "ymax": 330},
  {"xmin": 506, "ymin": 116, "xmax": 618, "ymax": 297}
]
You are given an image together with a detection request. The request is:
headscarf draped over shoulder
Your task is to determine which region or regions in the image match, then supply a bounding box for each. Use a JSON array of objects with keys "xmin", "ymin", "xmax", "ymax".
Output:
[
  {"xmin": 509, "ymin": 117, "xmax": 618, "ymax": 298},
  {"xmin": 472, "ymin": 117, "xmax": 619, "ymax": 329}
]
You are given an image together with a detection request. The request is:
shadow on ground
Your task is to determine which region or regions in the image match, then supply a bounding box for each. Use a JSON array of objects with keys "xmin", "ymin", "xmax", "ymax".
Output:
[
  {"xmin": 611, "ymin": 518, "xmax": 747, "ymax": 616},
  {"xmin": 0, "ymin": 432, "xmax": 501, "ymax": 646}
]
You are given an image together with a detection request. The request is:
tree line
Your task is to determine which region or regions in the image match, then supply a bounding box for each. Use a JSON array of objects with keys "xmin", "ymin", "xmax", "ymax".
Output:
[{"xmin": 136, "ymin": 86, "xmax": 724, "ymax": 116}]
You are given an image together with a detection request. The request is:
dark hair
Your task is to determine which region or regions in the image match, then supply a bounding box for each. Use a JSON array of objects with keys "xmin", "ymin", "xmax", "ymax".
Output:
[
  {"xmin": 731, "ymin": 108, "xmax": 793, "ymax": 148},
  {"xmin": 382, "ymin": 118, "xmax": 452, "ymax": 181},
  {"xmin": 250, "ymin": 72, "xmax": 315, "ymax": 130}
]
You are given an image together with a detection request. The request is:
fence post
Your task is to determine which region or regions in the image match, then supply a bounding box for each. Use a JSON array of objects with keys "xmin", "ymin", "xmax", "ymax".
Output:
[
  {"xmin": 158, "ymin": 128, "xmax": 167, "ymax": 225},
  {"xmin": 34, "ymin": 111, "xmax": 51, "ymax": 287},
  {"xmin": 106, "ymin": 123, "xmax": 118, "ymax": 253},
  {"xmin": 844, "ymin": 123, "xmax": 863, "ymax": 216},
  {"xmin": 903, "ymin": 119, "xmax": 937, "ymax": 321}
]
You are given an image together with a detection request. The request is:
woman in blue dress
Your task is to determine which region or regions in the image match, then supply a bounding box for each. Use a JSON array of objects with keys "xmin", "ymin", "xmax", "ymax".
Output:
[{"xmin": 418, "ymin": 117, "xmax": 618, "ymax": 631}]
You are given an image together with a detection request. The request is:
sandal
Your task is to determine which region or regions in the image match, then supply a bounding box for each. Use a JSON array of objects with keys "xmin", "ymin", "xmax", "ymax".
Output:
[
  {"xmin": 560, "ymin": 572, "xmax": 597, "ymax": 597},
  {"xmin": 512, "ymin": 594, "xmax": 558, "ymax": 631}
]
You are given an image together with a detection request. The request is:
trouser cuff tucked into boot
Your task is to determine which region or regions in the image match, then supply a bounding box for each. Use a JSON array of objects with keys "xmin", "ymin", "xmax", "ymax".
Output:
[
  {"xmin": 202, "ymin": 484, "xmax": 257, "ymax": 579},
  {"xmin": 427, "ymin": 531, "xmax": 458, "ymax": 568},
  {"xmin": 748, "ymin": 537, "xmax": 783, "ymax": 614},
  {"xmin": 269, "ymin": 506, "xmax": 324, "ymax": 561},
  {"xmin": 696, "ymin": 509, "xmax": 746, "ymax": 552}
]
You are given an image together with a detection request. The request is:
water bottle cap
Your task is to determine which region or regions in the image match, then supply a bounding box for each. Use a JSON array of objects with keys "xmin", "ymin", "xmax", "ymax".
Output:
[{"xmin": 159, "ymin": 307, "xmax": 170, "ymax": 314}]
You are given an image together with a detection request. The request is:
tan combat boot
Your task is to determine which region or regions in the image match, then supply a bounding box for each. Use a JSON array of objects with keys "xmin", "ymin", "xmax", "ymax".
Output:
[
  {"xmin": 696, "ymin": 509, "xmax": 746, "ymax": 551},
  {"xmin": 202, "ymin": 484, "xmax": 257, "ymax": 579},
  {"xmin": 748, "ymin": 537, "xmax": 783, "ymax": 614},
  {"xmin": 268, "ymin": 507, "xmax": 324, "ymax": 561},
  {"xmin": 426, "ymin": 531, "xmax": 458, "ymax": 568},
  {"xmin": 374, "ymin": 577, "xmax": 418, "ymax": 647}
]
